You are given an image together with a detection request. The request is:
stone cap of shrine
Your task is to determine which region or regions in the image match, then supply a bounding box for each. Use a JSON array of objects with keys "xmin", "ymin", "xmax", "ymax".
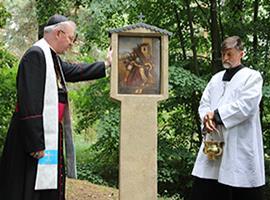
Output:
[{"xmin": 108, "ymin": 22, "xmax": 172, "ymax": 36}]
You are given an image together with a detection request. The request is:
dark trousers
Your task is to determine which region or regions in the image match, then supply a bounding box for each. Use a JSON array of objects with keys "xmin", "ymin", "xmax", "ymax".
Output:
[{"xmin": 190, "ymin": 177, "xmax": 264, "ymax": 200}]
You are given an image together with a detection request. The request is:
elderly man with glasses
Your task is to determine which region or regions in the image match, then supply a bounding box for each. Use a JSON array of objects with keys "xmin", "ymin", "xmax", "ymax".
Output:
[{"xmin": 0, "ymin": 14, "xmax": 112, "ymax": 200}]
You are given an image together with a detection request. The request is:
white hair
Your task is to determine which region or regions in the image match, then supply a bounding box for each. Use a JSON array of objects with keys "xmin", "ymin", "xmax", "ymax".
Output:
[{"xmin": 44, "ymin": 21, "xmax": 76, "ymax": 34}]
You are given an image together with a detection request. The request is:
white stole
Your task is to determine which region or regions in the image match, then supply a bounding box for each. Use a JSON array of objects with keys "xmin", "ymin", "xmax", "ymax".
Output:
[{"xmin": 34, "ymin": 39, "xmax": 58, "ymax": 190}]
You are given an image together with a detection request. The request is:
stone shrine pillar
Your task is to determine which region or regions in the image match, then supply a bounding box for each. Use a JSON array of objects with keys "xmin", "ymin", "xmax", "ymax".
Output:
[{"xmin": 109, "ymin": 23, "xmax": 171, "ymax": 200}]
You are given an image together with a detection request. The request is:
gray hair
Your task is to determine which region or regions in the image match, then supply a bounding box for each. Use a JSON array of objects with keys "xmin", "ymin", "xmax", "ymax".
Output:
[{"xmin": 221, "ymin": 36, "xmax": 244, "ymax": 52}]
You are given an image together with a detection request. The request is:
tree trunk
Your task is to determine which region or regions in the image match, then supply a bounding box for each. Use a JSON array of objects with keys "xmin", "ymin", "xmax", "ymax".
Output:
[
  {"xmin": 192, "ymin": 95, "xmax": 203, "ymax": 144},
  {"xmin": 236, "ymin": 0, "xmax": 244, "ymax": 21},
  {"xmin": 253, "ymin": 0, "xmax": 259, "ymax": 64},
  {"xmin": 218, "ymin": 0, "xmax": 224, "ymax": 42},
  {"xmin": 173, "ymin": 5, "xmax": 187, "ymax": 60},
  {"xmin": 185, "ymin": 0, "xmax": 199, "ymax": 75},
  {"xmin": 210, "ymin": 0, "xmax": 222, "ymax": 73}
]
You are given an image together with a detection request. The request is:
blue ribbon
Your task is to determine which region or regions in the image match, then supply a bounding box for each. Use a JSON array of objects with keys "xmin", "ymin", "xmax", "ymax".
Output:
[{"xmin": 38, "ymin": 150, "xmax": 58, "ymax": 165}]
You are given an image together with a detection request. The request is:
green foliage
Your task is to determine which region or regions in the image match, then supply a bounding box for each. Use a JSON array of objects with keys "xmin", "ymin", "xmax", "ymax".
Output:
[
  {"xmin": 74, "ymin": 130, "xmax": 110, "ymax": 185},
  {"xmin": 79, "ymin": 0, "xmax": 132, "ymax": 52},
  {"xmin": 262, "ymin": 85, "xmax": 270, "ymax": 156},
  {"xmin": 70, "ymin": 77, "xmax": 117, "ymax": 133},
  {"xmin": 0, "ymin": 44, "xmax": 17, "ymax": 68},
  {"xmin": 0, "ymin": 41, "xmax": 17, "ymax": 153},
  {"xmin": 89, "ymin": 108, "xmax": 120, "ymax": 186},
  {"xmin": 77, "ymin": 162, "xmax": 109, "ymax": 186},
  {"xmin": 1, "ymin": 0, "xmax": 38, "ymax": 56},
  {"xmin": 0, "ymin": 64, "xmax": 17, "ymax": 152},
  {"xmin": 75, "ymin": 108, "xmax": 120, "ymax": 187},
  {"xmin": 156, "ymin": 66, "xmax": 206, "ymax": 198},
  {"xmin": 35, "ymin": 0, "xmax": 70, "ymax": 25},
  {"xmin": 0, "ymin": 2, "xmax": 11, "ymax": 28},
  {"xmin": 158, "ymin": 123, "xmax": 195, "ymax": 197},
  {"xmin": 69, "ymin": 75, "xmax": 119, "ymax": 186},
  {"xmin": 167, "ymin": 65, "xmax": 206, "ymax": 103},
  {"xmin": 158, "ymin": 193, "xmax": 184, "ymax": 200}
]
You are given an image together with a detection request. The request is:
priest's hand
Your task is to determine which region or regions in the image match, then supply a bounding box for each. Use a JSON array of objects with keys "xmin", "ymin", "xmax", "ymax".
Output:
[
  {"xmin": 104, "ymin": 46, "xmax": 112, "ymax": 67},
  {"xmin": 203, "ymin": 112, "xmax": 218, "ymax": 133},
  {"xmin": 30, "ymin": 150, "xmax": 45, "ymax": 159}
]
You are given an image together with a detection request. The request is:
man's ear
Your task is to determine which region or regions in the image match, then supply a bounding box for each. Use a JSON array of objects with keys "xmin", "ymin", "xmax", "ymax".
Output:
[
  {"xmin": 240, "ymin": 50, "xmax": 245, "ymax": 58},
  {"xmin": 55, "ymin": 29, "xmax": 61, "ymax": 39}
]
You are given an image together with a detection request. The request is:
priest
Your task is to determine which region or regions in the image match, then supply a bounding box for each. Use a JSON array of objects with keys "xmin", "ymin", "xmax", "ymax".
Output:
[
  {"xmin": 191, "ymin": 36, "xmax": 265, "ymax": 200},
  {"xmin": 0, "ymin": 14, "xmax": 112, "ymax": 200}
]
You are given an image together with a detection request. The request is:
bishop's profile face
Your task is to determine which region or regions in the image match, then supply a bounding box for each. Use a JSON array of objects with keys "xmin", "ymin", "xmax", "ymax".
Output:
[{"xmin": 56, "ymin": 23, "xmax": 76, "ymax": 54}]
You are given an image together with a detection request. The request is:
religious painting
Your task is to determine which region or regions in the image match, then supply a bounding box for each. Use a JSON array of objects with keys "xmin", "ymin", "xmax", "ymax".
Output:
[{"xmin": 118, "ymin": 36, "xmax": 161, "ymax": 94}]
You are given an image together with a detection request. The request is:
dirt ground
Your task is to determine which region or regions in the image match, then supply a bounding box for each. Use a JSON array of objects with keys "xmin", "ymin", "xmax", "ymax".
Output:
[{"xmin": 66, "ymin": 178, "xmax": 119, "ymax": 200}]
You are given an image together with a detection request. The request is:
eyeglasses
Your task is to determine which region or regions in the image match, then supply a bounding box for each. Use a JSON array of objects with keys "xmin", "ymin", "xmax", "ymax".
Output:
[{"xmin": 59, "ymin": 30, "xmax": 77, "ymax": 43}]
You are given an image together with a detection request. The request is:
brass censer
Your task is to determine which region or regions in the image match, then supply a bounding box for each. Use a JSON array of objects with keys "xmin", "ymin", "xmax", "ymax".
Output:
[{"xmin": 203, "ymin": 130, "xmax": 224, "ymax": 160}]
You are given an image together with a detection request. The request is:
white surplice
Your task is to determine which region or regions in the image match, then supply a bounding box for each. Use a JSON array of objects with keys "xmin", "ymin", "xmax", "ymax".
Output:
[{"xmin": 192, "ymin": 67, "xmax": 265, "ymax": 187}]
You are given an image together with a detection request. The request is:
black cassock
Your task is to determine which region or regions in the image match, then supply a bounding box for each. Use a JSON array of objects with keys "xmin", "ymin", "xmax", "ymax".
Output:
[{"xmin": 0, "ymin": 46, "xmax": 106, "ymax": 200}]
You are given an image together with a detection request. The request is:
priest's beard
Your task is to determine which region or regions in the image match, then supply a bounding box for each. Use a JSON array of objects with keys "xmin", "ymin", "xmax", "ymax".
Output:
[{"xmin": 223, "ymin": 62, "xmax": 232, "ymax": 69}]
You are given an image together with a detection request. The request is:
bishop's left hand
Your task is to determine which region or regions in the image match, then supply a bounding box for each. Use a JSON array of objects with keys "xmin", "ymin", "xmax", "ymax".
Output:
[{"xmin": 30, "ymin": 150, "xmax": 45, "ymax": 159}]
